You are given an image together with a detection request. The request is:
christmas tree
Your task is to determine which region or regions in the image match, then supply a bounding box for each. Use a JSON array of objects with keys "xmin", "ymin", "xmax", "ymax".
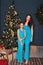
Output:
[{"xmin": 2, "ymin": 3, "xmax": 21, "ymax": 49}]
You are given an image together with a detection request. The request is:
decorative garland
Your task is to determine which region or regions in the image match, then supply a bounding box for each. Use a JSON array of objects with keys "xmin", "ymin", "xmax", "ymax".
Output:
[{"xmin": 35, "ymin": 4, "xmax": 43, "ymax": 24}]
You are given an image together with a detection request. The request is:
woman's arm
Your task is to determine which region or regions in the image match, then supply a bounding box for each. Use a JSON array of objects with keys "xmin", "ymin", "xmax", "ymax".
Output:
[{"xmin": 31, "ymin": 25, "xmax": 33, "ymax": 42}]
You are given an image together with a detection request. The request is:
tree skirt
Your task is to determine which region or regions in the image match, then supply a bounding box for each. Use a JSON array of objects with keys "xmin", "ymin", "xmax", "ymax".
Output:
[
  {"xmin": 12, "ymin": 58, "xmax": 43, "ymax": 65},
  {"xmin": 0, "ymin": 59, "xmax": 8, "ymax": 65}
]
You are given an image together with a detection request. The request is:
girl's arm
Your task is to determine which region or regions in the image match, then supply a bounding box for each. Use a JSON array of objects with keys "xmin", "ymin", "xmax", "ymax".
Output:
[
  {"xmin": 17, "ymin": 29, "xmax": 26, "ymax": 41},
  {"xmin": 17, "ymin": 29, "xmax": 23, "ymax": 46},
  {"xmin": 17, "ymin": 29, "xmax": 22, "ymax": 41}
]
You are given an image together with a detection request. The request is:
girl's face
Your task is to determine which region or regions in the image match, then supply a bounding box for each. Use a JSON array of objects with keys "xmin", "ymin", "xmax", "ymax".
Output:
[
  {"xmin": 20, "ymin": 23, "xmax": 23, "ymax": 29},
  {"xmin": 26, "ymin": 15, "xmax": 31, "ymax": 22}
]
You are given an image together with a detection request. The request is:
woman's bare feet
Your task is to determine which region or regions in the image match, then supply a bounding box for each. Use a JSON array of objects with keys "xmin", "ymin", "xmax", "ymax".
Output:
[{"xmin": 25, "ymin": 60, "xmax": 28, "ymax": 65}]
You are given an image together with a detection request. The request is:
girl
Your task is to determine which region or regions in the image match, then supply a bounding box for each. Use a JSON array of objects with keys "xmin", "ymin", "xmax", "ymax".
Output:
[
  {"xmin": 24, "ymin": 14, "xmax": 33, "ymax": 64},
  {"xmin": 16, "ymin": 22, "xmax": 26, "ymax": 63}
]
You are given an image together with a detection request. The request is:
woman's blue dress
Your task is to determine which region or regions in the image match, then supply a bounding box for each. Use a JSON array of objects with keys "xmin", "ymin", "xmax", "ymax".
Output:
[
  {"xmin": 16, "ymin": 29, "xmax": 25, "ymax": 63},
  {"xmin": 24, "ymin": 25, "xmax": 32, "ymax": 60}
]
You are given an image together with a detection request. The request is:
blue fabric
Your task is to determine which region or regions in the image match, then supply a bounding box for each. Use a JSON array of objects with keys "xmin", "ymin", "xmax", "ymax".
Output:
[
  {"xmin": 24, "ymin": 25, "xmax": 32, "ymax": 43},
  {"xmin": 24, "ymin": 42, "xmax": 30, "ymax": 60},
  {"xmin": 16, "ymin": 29, "xmax": 25, "ymax": 63},
  {"xmin": 24, "ymin": 25, "xmax": 32, "ymax": 60}
]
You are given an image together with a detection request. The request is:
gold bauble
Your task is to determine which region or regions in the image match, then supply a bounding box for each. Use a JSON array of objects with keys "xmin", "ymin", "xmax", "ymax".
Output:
[
  {"xmin": 3, "ymin": 35, "xmax": 5, "ymax": 38},
  {"xmin": 9, "ymin": 22, "xmax": 13, "ymax": 27},
  {"xmin": 7, "ymin": 32, "xmax": 9, "ymax": 34},
  {"xmin": 6, "ymin": 36, "xmax": 8, "ymax": 38},
  {"xmin": 5, "ymin": 24, "xmax": 8, "ymax": 26},
  {"xmin": 9, "ymin": 5, "xmax": 14, "ymax": 9},
  {"xmin": 11, "ymin": 30, "xmax": 14, "ymax": 37},
  {"xmin": 1, "ymin": 41, "xmax": 3, "ymax": 43},
  {"xmin": 9, "ymin": 28, "xmax": 11, "ymax": 31},
  {"xmin": 13, "ymin": 11, "xmax": 17, "ymax": 16},
  {"xmin": 11, "ymin": 40, "xmax": 13, "ymax": 43},
  {"xmin": 9, "ymin": 7, "xmax": 10, "ymax": 9},
  {"xmin": 3, "ymin": 31, "xmax": 5, "ymax": 33},
  {"xmin": 10, "ymin": 5, "xmax": 13, "ymax": 8}
]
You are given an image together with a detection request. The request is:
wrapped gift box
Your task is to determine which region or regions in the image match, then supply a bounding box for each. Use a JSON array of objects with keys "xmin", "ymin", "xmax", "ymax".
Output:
[{"xmin": 0, "ymin": 59, "xmax": 8, "ymax": 65}]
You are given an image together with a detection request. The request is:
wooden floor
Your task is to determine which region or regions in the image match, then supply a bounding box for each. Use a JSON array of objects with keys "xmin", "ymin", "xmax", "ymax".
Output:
[
  {"xmin": 10, "ymin": 58, "xmax": 43, "ymax": 65},
  {"xmin": 30, "ymin": 46, "xmax": 43, "ymax": 57},
  {"xmin": 0, "ymin": 46, "xmax": 43, "ymax": 65},
  {"xmin": 8, "ymin": 46, "xmax": 43, "ymax": 65}
]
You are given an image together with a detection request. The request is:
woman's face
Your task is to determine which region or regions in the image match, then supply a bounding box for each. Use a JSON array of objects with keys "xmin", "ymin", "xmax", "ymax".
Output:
[
  {"xmin": 26, "ymin": 15, "xmax": 31, "ymax": 22},
  {"xmin": 20, "ymin": 23, "xmax": 23, "ymax": 28}
]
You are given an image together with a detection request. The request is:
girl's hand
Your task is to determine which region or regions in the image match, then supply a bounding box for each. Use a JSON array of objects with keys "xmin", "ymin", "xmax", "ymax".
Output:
[
  {"xmin": 20, "ymin": 39, "xmax": 22, "ymax": 41},
  {"xmin": 20, "ymin": 41, "xmax": 23, "ymax": 46},
  {"xmin": 20, "ymin": 43, "xmax": 23, "ymax": 46}
]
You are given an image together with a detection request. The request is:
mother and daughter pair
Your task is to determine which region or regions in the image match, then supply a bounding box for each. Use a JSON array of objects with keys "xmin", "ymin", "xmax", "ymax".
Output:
[{"xmin": 16, "ymin": 14, "xmax": 33, "ymax": 65}]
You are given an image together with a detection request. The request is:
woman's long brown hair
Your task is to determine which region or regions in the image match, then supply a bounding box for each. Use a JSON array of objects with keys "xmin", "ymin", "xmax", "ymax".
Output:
[
  {"xmin": 24, "ymin": 14, "xmax": 33, "ymax": 28},
  {"xmin": 24, "ymin": 14, "xmax": 34, "ymax": 42}
]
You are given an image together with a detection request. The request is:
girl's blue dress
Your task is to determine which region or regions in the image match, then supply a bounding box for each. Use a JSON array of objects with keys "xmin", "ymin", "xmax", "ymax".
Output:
[
  {"xmin": 16, "ymin": 29, "xmax": 25, "ymax": 63},
  {"xmin": 24, "ymin": 25, "xmax": 32, "ymax": 60}
]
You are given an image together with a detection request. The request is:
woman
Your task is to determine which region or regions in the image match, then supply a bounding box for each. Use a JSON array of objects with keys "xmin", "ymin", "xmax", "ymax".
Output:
[
  {"xmin": 24, "ymin": 14, "xmax": 33, "ymax": 64},
  {"xmin": 16, "ymin": 22, "xmax": 26, "ymax": 63}
]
